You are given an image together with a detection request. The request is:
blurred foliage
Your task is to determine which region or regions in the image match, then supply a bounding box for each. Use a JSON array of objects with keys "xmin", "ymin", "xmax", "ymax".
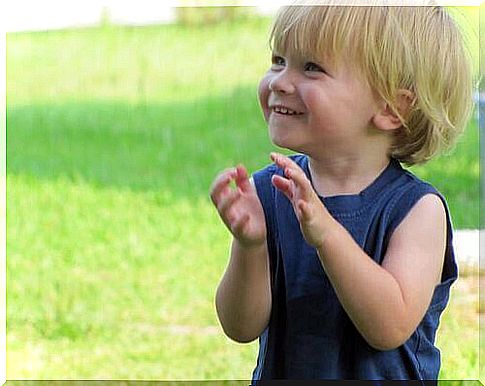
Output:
[{"xmin": 175, "ymin": 5, "xmax": 257, "ymax": 26}]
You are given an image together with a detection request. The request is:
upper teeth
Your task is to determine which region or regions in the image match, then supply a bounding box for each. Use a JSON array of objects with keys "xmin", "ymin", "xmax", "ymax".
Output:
[{"xmin": 274, "ymin": 106, "xmax": 301, "ymax": 115}]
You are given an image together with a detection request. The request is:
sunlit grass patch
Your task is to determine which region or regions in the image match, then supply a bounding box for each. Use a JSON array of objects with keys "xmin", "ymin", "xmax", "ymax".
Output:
[{"xmin": 7, "ymin": 173, "xmax": 259, "ymax": 378}]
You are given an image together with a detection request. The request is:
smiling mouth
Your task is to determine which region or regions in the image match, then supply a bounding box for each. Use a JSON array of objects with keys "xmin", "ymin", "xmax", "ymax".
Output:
[{"xmin": 272, "ymin": 106, "xmax": 304, "ymax": 116}]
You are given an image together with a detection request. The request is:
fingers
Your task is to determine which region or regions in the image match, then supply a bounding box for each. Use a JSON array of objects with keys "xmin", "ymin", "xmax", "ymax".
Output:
[
  {"xmin": 210, "ymin": 166, "xmax": 250, "ymax": 230},
  {"xmin": 270, "ymin": 152, "xmax": 313, "ymax": 199},
  {"xmin": 217, "ymin": 189, "xmax": 241, "ymax": 215},
  {"xmin": 271, "ymin": 174, "xmax": 293, "ymax": 201},
  {"xmin": 235, "ymin": 164, "xmax": 253, "ymax": 193},
  {"xmin": 210, "ymin": 168, "xmax": 236, "ymax": 205}
]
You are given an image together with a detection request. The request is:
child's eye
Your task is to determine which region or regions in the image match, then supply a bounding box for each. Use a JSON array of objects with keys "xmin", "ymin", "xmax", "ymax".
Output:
[
  {"xmin": 271, "ymin": 55, "xmax": 286, "ymax": 68},
  {"xmin": 304, "ymin": 62, "xmax": 326, "ymax": 73}
]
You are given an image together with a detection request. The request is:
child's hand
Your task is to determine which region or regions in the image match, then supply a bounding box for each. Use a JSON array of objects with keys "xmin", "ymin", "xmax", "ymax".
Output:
[
  {"xmin": 270, "ymin": 152, "xmax": 331, "ymax": 249},
  {"xmin": 210, "ymin": 165, "xmax": 267, "ymax": 248}
]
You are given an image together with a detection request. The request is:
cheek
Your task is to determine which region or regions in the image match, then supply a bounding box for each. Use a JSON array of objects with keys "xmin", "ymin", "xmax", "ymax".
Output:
[
  {"xmin": 258, "ymin": 75, "xmax": 271, "ymax": 121},
  {"xmin": 299, "ymin": 86, "xmax": 328, "ymax": 121},
  {"xmin": 298, "ymin": 83, "xmax": 322, "ymax": 107}
]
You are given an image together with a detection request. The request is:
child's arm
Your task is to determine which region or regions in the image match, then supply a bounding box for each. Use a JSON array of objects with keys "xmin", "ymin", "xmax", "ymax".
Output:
[
  {"xmin": 271, "ymin": 153, "xmax": 446, "ymax": 351},
  {"xmin": 210, "ymin": 165, "xmax": 272, "ymax": 343}
]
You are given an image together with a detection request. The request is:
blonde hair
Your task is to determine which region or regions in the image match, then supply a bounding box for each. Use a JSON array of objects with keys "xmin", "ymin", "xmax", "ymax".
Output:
[{"xmin": 270, "ymin": 5, "xmax": 474, "ymax": 165}]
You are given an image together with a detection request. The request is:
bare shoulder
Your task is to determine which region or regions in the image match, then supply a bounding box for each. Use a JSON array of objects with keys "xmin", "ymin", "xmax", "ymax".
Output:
[
  {"xmin": 406, "ymin": 193, "xmax": 446, "ymax": 221},
  {"xmin": 391, "ymin": 193, "xmax": 446, "ymax": 241}
]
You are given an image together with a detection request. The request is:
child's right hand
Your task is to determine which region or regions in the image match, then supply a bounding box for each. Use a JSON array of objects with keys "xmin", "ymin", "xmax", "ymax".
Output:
[{"xmin": 210, "ymin": 165, "xmax": 266, "ymax": 248}]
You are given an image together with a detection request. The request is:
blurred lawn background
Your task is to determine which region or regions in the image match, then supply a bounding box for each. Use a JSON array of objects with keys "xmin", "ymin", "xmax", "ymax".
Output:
[{"xmin": 6, "ymin": 5, "xmax": 480, "ymax": 381}]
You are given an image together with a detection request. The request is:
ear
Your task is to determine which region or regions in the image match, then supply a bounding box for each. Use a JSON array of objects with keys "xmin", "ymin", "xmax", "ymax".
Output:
[{"xmin": 372, "ymin": 90, "xmax": 415, "ymax": 131}]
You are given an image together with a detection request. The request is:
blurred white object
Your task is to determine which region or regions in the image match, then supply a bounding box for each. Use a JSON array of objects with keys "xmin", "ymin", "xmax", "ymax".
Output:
[
  {"xmin": 454, "ymin": 229, "xmax": 480, "ymax": 270},
  {"xmin": 4, "ymin": 1, "xmax": 176, "ymax": 32}
]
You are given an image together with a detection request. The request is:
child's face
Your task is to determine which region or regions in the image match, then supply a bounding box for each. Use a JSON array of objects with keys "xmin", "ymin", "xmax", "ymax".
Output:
[{"xmin": 258, "ymin": 49, "xmax": 383, "ymax": 156}]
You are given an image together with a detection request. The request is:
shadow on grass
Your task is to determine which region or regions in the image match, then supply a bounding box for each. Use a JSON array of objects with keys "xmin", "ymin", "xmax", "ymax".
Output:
[{"xmin": 7, "ymin": 85, "xmax": 276, "ymax": 200}]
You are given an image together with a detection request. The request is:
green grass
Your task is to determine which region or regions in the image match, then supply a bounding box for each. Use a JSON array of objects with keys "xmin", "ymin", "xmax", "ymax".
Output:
[
  {"xmin": 7, "ymin": 174, "xmax": 259, "ymax": 378},
  {"xmin": 6, "ymin": 8, "xmax": 480, "ymax": 380}
]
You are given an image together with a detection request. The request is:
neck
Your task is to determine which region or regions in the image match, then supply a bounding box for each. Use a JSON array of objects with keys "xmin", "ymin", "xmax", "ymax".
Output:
[{"xmin": 308, "ymin": 153, "xmax": 392, "ymax": 197}]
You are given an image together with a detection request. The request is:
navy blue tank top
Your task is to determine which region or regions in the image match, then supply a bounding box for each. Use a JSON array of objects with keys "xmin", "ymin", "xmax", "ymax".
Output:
[{"xmin": 251, "ymin": 154, "xmax": 457, "ymax": 381}]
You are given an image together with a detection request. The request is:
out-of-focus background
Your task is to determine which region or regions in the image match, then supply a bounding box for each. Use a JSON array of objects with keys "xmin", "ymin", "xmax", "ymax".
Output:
[{"xmin": 6, "ymin": 0, "xmax": 480, "ymax": 380}]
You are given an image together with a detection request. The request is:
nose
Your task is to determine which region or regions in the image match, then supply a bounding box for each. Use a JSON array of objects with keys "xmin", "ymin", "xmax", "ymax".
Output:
[{"xmin": 268, "ymin": 69, "xmax": 296, "ymax": 94}]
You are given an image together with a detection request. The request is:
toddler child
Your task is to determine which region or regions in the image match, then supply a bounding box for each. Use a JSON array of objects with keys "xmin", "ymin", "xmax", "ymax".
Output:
[{"xmin": 210, "ymin": 3, "xmax": 473, "ymax": 381}]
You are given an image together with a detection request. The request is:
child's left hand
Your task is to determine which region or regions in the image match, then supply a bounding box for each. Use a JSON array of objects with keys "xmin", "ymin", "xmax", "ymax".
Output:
[{"xmin": 270, "ymin": 152, "xmax": 332, "ymax": 249}]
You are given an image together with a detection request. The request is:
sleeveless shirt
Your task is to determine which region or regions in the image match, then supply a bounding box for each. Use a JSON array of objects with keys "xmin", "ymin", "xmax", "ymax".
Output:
[{"xmin": 251, "ymin": 154, "xmax": 457, "ymax": 381}]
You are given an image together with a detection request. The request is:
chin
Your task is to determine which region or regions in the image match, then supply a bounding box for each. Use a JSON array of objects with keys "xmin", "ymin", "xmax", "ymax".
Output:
[
  {"xmin": 269, "ymin": 129, "xmax": 289, "ymax": 148},
  {"xmin": 269, "ymin": 133, "xmax": 302, "ymax": 153}
]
